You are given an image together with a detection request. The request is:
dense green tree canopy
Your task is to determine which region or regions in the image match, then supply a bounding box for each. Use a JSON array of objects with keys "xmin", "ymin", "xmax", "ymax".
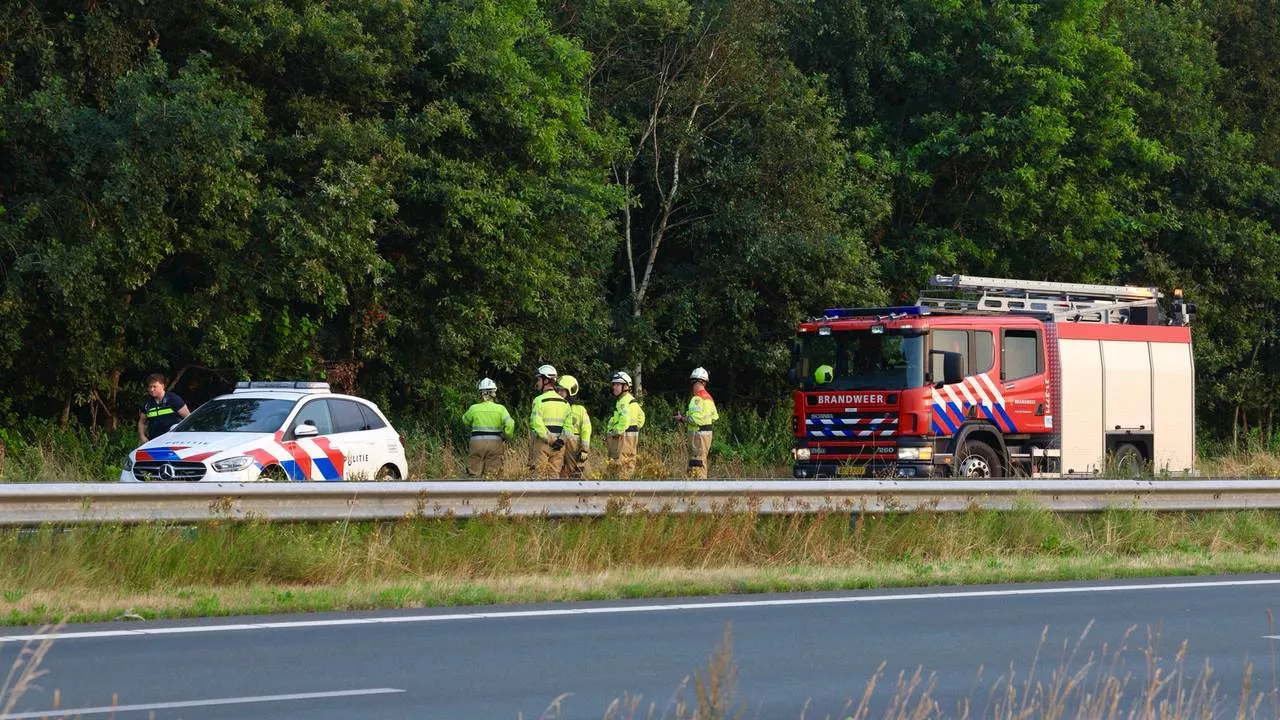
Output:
[{"xmin": 1, "ymin": 0, "xmax": 1278, "ymax": 443}]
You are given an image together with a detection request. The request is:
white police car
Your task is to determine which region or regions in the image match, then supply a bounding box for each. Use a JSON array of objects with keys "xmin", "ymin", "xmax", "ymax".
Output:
[{"xmin": 120, "ymin": 381, "xmax": 409, "ymax": 482}]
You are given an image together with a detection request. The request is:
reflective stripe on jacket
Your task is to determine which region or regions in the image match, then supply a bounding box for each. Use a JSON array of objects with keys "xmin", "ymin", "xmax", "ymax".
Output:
[
  {"xmin": 686, "ymin": 390, "xmax": 718, "ymax": 429},
  {"xmin": 606, "ymin": 392, "xmax": 645, "ymax": 435},
  {"xmin": 565, "ymin": 403, "xmax": 592, "ymax": 449},
  {"xmin": 530, "ymin": 390, "xmax": 570, "ymax": 442},
  {"xmin": 462, "ymin": 400, "xmax": 515, "ymax": 439}
]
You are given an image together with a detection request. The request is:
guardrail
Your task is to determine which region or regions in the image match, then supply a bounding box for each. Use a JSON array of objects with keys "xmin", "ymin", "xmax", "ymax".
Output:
[{"xmin": 1, "ymin": 479, "xmax": 1279, "ymax": 525}]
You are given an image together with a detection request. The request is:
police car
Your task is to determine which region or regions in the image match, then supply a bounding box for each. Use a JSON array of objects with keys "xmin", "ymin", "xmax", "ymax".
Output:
[{"xmin": 120, "ymin": 381, "xmax": 409, "ymax": 482}]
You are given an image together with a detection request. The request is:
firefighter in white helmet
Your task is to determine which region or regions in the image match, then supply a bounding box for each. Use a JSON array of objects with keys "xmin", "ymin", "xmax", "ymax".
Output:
[
  {"xmin": 555, "ymin": 375, "xmax": 592, "ymax": 479},
  {"xmin": 673, "ymin": 366, "xmax": 718, "ymax": 478},
  {"xmin": 461, "ymin": 378, "xmax": 515, "ymax": 478},
  {"xmin": 605, "ymin": 370, "xmax": 645, "ymax": 478},
  {"xmin": 528, "ymin": 364, "xmax": 568, "ymax": 477}
]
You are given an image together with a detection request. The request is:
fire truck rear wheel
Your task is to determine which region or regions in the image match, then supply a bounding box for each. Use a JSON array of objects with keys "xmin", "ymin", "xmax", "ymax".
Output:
[
  {"xmin": 956, "ymin": 441, "xmax": 1001, "ymax": 478},
  {"xmin": 1112, "ymin": 443, "xmax": 1144, "ymax": 478}
]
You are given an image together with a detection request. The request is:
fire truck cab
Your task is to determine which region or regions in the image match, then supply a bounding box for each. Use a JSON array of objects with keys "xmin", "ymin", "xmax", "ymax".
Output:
[{"xmin": 790, "ymin": 275, "xmax": 1196, "ymax": 478}]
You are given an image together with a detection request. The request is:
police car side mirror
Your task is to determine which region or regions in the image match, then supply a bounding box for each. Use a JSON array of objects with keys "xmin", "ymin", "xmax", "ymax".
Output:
[{"xmin": 294, "ymin": 424, "xmax": 319, "ymax": 438}]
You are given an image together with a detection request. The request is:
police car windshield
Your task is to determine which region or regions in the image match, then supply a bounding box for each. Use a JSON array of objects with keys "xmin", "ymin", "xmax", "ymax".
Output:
[
  {"xmin": 174, "ymin": 398, "xmax": 295, "ymax": 433},
  {"xmin": 795, "ymin": 330, "xmax": 925, "ymax": 390}
]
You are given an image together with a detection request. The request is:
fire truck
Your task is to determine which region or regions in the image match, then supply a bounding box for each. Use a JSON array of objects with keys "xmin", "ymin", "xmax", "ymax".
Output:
[{"xmin": 790, "ymin": 275, "xmax": 1196, "ymax": 478}]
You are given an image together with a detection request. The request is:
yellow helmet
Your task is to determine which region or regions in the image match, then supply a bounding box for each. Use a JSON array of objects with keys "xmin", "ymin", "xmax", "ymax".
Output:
[
  {"xmin": 557, "ymin": 374, "xmax": 580, "ymax": 397},
  {"xmin": 814, "ymin": 364, "xmax": 834, "ymax": 384}
]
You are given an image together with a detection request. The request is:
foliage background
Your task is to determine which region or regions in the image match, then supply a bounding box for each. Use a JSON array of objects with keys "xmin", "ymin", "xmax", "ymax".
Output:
[{"xmin": 1, "ymin": 0, "xmax": 1277, "ymax": 449}]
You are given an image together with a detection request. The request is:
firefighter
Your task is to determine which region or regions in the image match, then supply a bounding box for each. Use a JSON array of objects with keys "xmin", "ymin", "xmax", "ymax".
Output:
[
  {"xmin": 556, "ymin": 375, "xmax": 592, "ymax": 478},
  {"xmin": 605, "ymin": 370, "xmax": 645, "ymax": 478},
  {"xmin": 528, "ymin": 364, "xmax": 569, "ymax": 477},
  {"xmin": 814, "ymin": 364, "xmax": 834, "ymax": 385},
  {"xmin": 673, "ymin": 366, "xmax": 718, "ymax": 478},
  {"xmin": 461, "ymin": 378, "xmax": 515, "ymax": 478}
]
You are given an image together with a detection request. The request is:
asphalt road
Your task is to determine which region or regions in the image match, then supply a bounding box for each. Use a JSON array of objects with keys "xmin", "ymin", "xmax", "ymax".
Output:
[{"xmin": 4, "ymin": 575, "xmax": 1280, "ymax": 719}]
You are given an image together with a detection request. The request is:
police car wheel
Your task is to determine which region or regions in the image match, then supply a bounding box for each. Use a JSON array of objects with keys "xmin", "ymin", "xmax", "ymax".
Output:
[
  {"xmin": 259, "ymin": 465, "xmax": 288, "ymax": 482},
  {"xmin": 375, "ymin": 464, "xmax": 400, "ymax": 480}
]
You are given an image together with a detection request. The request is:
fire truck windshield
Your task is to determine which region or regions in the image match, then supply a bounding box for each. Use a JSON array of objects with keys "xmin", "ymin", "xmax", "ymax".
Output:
[{"xmin": 794, "ymin": 330, "xmax": 925, "ymax": 390}]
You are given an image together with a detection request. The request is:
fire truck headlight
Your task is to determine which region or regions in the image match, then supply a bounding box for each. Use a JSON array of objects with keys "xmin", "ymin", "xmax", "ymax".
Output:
[
  {"xmin": 897, "ymin": 447, "xmax": 933, "ymax": 461},
  {"xmin": 793, "ymin": 448, "xmax": 812, "ymax": 461}
]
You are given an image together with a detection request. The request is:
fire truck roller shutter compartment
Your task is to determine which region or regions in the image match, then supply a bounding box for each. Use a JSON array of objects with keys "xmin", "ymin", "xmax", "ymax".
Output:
[
  {"xmin": 1101, "ymin": 339, "xmax": 1153, "ymax": 432},
  {"xmin": 1058, "ymin": 338, "xmax": 1104, "ymax": 475},
  {"xmin": 1057, "ymin": 325, "xmax": 1194, "ymax": 476},
  {"xmin": 1150, "ymin": 340, "xmax": 1195, "ymax": 474}
]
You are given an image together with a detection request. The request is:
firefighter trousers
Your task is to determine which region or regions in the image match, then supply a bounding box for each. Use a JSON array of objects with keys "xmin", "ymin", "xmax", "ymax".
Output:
[
  {"xmin": 606, "ymin": 432, "xmax": 639, "ymax": 479},
  {"xmin": 687, "ymin": 430, "xmax": 712, "ymax": 479},
  {"xmin": 527, "ymin": 434, "xmax": 564, "ymax": 478},
  {"xmin": 560, "ymin": 434, "xmax": 586, "ymax": 479},
  {"xmin": 467, "ymin": 437, "xmax": 506, "ymax": 478}
]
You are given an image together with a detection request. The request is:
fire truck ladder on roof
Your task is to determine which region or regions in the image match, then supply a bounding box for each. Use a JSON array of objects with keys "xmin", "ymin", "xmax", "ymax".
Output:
[{"xmin": 920, "ymin": 274, "xmax": 1162, "ymax": 324}]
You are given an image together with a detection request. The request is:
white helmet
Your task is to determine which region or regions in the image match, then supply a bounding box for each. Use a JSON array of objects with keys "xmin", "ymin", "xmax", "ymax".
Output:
[
  {"xmin": 690, "ymin": 367, "xmax": 709, "ymax": 383},
  {"xmin": 610, "ymin": 370, "xmax": 633, "ymax": 387},
  {"xmin": 536, "ymin": 364, "xmax": 558, "ymax": 379},
  {"xmin": 477, "ymin": 378, "xmax": 498, "ymax": 393}
]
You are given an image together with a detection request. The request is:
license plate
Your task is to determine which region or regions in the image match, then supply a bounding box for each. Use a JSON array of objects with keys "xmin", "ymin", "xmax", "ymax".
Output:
[{"xmin": 837, "ymin": 465, "xmax": 866, "ymax": 477}]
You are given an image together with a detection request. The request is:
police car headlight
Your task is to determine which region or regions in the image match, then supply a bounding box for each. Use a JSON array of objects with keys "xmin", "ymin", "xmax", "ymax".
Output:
[
  {"xmin": 212, "ymin": 456, "xmax": 254, "ymax": 472},
  {"xmin": 897, "ymin": 447, "xmax": 933, "ymax": 461},
  {"xmin": 793, "ymin": 448, "xmax": 812, "ymax": 461},
  {"xmin": 123, "ymin": 455, "xmax": 134, "ymax": 471}
]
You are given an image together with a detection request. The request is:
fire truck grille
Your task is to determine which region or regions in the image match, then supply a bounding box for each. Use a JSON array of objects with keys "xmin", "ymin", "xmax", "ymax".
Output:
[
  {"xmin": 805, "ymin": 412, "xmax": 898, "ymax": 439},
  {"xmin": 133, "ymin": 461, "xmax": 208, "ymax": 481}
]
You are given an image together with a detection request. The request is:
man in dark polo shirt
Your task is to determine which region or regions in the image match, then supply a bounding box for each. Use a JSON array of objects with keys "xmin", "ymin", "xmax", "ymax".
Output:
[{"xmin": 137, "ymin": 373, "xmax": 191, "ymax": 443}]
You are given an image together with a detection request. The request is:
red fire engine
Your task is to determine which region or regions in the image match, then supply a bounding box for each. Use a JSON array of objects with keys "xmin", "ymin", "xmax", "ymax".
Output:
[{"xmin": 790, "ymin": 275, "xmax": 1196, "ymax": 478}]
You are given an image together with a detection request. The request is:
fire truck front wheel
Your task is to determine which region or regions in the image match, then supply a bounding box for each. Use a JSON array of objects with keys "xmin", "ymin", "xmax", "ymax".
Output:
[{"xmin": 955, "ymin": 441, "xmax": 1001, "ymax": 478}]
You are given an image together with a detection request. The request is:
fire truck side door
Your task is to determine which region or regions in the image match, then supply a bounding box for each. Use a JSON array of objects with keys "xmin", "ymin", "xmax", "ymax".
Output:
[{"xmin": 997, "ymin": 328, "xmax": 1050, "ymax": 433}]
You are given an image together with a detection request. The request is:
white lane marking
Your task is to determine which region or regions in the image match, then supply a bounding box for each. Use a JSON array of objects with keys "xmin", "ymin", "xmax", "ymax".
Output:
[
  {"xmin": 3, "ymin": 578, "xmax": 1279, "ymax": 644},
  {"xmin": 0, "ymin": 688, "xmax": 404, "ymax": 719}
]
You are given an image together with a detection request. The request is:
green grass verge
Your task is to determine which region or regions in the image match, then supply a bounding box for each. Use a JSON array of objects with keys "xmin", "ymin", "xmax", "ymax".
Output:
[{"xmin": 4, "ymin": 507, "xmax": 1280, "ymax": 625}]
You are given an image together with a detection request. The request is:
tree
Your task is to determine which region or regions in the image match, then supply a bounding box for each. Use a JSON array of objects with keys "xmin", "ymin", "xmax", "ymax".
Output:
[
  {"xmin": 1115, "ymin": 0, "xmax": 1280, "ymax": 445},
  {"xmin": 562, "ymin": 0, "xmax": 883, "ymax": 401},
  {"xmin": 790, "ymin": 0, "xmax": 1172, "ymax": 297}
]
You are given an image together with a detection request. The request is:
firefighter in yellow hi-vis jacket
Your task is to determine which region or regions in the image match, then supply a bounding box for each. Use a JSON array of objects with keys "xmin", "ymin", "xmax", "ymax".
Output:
[
  {"xmin": 673, "ymin": 366, "xmax": 718, "ymax": 478},
  {"xmin": 461, "ymin": 377, "xmax": 515, "ymax": 478},
  {"xmin": 605, "ymin": 370, "xmax": 645, "ymax": 478},
  {"xmin": 527, "ymin": 364, "xmax": 569, "ymax": 477},
  {"xmin": 556, "ymin": 375, "xmax": 591, "ymax": 478}
]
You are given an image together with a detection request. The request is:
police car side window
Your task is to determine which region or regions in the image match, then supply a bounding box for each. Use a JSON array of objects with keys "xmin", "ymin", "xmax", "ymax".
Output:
[
  {"xmin": 294, "ymin": 400, "xmax": 335, "ymax": 436},
  {"xmin": 358, "ymin": 404, "xmax": 387, "ymax": 430},
  {"xmin": 328, "ymin": 399, "xmax": 369, "ymax": 434}
]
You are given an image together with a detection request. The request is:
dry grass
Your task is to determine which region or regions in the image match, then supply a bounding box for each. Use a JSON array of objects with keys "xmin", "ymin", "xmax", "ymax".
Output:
[
  {"xmin": 3, "ymin": 508, "xmax": 1280, "ymax": 624},
  {"xmin": 553, "ymin": 621, "xmax": 1280, "ymax": 720},
  {"xmin": 406, "ymin": 433, "xmax": 792, "ymax": 480},
  {"xmin": 1197, "ymin": 450, "xmax": 1280, "ymax": 479},
  {"xmin": 0, "ymin": 624, "xmax": 62, "ymax": 718}
]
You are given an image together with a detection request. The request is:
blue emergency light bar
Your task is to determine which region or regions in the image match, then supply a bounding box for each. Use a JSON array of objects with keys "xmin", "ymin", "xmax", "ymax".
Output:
[{"xmin": 820, "ymin": 305, "xmax": 926, "ymax": 319}]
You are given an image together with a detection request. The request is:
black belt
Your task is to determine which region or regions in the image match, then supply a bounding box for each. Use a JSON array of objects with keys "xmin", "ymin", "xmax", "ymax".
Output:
[
  {"xmin": 625, "ymin": 425, "xmax": 639, "ymax": 433},
  {"xmin": 546, "ymin": 425, "xmax": 564, "ymax": 433},
  {"xmin": 471, "ymin": 432, "xmax": 504, "ymax": 438},
  {"xmin": 695, "ymin": 425, "xmax": 713, "ymax": 431}
]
